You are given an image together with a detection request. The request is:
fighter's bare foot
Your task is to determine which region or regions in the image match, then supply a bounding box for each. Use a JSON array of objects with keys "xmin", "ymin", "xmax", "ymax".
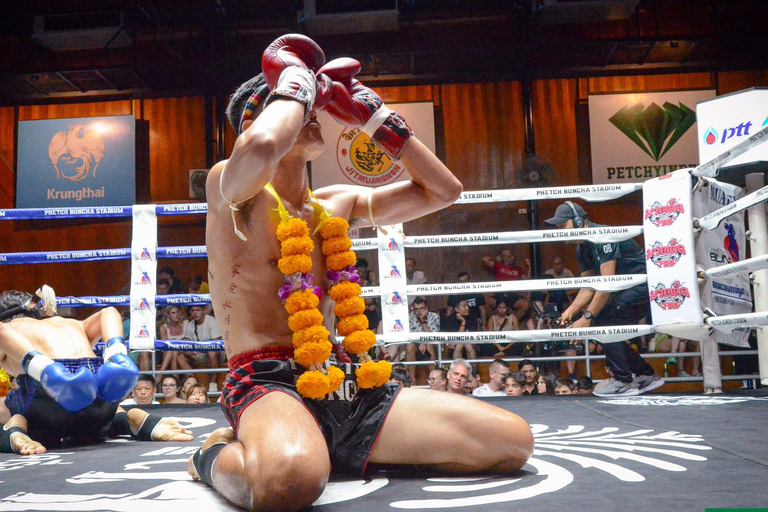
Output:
[
  {"xmin": 188, "ymin": 427, "xmax": 235, "ymax": 480},
  {"xmin": 4, "ymin": 415, "xmax": 46, "ymax": 455}
]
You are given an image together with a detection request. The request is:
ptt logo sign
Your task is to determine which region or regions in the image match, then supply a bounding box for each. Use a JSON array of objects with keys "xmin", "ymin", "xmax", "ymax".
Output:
[
  {"xmin": 385, "ymin": 238, "xmax": 401, "ymax": 251},
  {"xmin": 702, "ymin": 120, "xmax": 754, "ymax": 146}
]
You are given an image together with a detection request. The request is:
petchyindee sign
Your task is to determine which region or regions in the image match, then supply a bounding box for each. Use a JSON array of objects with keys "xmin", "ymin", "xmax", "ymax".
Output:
[
  {"xmin": 588, "ymin": 90, "xmax": 715, "ymax": 184},
  {"xmin": 16, "ymin": 115, "xmax": 136, "ymax": 208}
]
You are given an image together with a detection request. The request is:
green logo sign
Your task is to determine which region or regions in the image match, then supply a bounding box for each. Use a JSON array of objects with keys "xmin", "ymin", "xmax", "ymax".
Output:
[{"xmin": 609, "ymin": 102, "xmax": 696, "ymax": 161}]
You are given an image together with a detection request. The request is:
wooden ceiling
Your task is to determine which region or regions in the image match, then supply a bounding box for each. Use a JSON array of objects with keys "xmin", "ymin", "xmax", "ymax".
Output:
[{"xmin": 0, "ymin": 0, "xmax": 766, "ymax": 105}]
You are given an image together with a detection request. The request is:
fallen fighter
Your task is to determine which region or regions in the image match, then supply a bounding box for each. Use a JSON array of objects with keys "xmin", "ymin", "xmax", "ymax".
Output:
[{"xmin": 0, "ymin": 287, "xmax": 193, "ymax": 453}]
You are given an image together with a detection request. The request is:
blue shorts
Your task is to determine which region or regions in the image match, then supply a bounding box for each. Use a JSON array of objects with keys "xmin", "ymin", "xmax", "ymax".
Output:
[{"xmin": 6, "ymin": 357, "xmax": 118, "ymax": 446}]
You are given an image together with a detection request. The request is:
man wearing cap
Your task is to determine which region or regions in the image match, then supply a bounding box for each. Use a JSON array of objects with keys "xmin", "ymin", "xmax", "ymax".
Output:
[{"xmin": 544, "ymin": 202, "xmax": 664, "ymax": 397}]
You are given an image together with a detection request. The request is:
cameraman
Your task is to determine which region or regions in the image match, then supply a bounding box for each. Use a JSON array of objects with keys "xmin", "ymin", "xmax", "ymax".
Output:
[{"xmin": 545, "ymin": 202, "xmax": 664, "ymax": 397}]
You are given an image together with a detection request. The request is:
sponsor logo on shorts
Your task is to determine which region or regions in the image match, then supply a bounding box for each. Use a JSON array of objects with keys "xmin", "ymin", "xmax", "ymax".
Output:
[
  {"xmin": 650, "ymin": 280, "xmax": 690, "ymax": 310},
  {"xmin": 646, "ymin": 238, "xmax": 686, "ymax": 268},
  {"xmin": 645, "ymin": 198, "xmax": 684, "ymax": 227},
  {"xmin": 335, "ymin": 127, "xmax": 406, "ymax": 186}
]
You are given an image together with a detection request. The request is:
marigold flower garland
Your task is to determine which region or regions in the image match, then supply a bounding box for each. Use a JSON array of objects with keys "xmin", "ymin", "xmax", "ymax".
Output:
[{"xmin": 276, "ymin": 211, "xmax": 390, "ymax": 399}]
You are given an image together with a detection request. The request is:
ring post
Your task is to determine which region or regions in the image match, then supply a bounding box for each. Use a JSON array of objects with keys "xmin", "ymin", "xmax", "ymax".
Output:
[{"xmin": 745, "ymin": 172, "xmax": 768, "ymax": 385}]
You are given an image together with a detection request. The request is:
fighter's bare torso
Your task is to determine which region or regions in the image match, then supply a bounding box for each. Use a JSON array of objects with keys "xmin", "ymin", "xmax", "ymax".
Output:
[{"xmin": 206, "ymin": 161, "xmax": 362, "ymax": 359}]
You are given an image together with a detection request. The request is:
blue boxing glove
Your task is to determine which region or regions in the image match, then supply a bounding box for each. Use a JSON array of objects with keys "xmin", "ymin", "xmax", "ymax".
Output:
[
  {"xmin": 96, "ymin": 337, "xmax": 139, "ymax": 403},
  {"xmin": 21, "ymin": 351, "xmax": 97, "ymax": 412}
]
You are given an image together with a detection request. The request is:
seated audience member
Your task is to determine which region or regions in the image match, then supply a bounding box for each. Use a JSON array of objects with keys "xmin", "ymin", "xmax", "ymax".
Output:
[
  {"xmin": 158, "ymin": 306, "xmax": 190, "ymax": 374},
  {"xmin": 446, "ymin": 272, "xmax": 486, "ymax": 331},
  {"xmin": 486, "ymin": 299, "xmax": 519, "ymax": 357},
  {"xmin": 576, "ymin": 376, "xmax": 595, "ymax": 394},
  {"xmin": 120, "ymin": 374, "xmax": 160, "ymax": 406},
  {"xmin": 181, "ymin": 305, "xmax": 223, "ymax": 391},
  {"xmin": 188, "ymin": 274, "xmax": 210, "ymax": 295},
  {"xmin": 428, "ymin": 368, "xmax": 448, "ymax": 391},
  {"xmin": 388, "ymin": 367, "xmax": 412, "ymax": 388},
  {"xmin": 518, "ymin": 359, "xmax": 538, "ymax": 395},
  {"xmin": 472, "ymin": 359, "xmax": 510, "ymax": 397},
  {"xmin": 446, "ymin": 359, "xmax": 472, "ymax": 394},
  {"xmin": 504, "ymin": 372, "xmax": 527, "ymax": 397},
  {"xmin": 536, "ymin": 372, "xmax": 558, "ymax": 395},
  {"xmin": 355, "ymin": 258, "xmax": 377, "ymax": 286},
  {"xmin": 186, "ymin": 383, "xmax": 209, "ymax": 404},
  {"xmin": 158, "ymin": 265, "xmax": 187, "ymax": 295},
  {"xmin": 650, "ymin": 334, "xmax": 700, "ymax": 377},
  {"xmin": 179, "ymin": 375, "xmax": 198, "ymax": 400},
  {"xmin": 443, "ymin": 300, "xmax": 477, "ymax": 361},
  {"xmin": 406, "ymin": 298, "xmax": 439, "ymax": 382},
  {"xmin": 466, "ymin": 369, "xmax": 481, "ymax": 394},
  {"xmin": 555, "ymin": 378, "xmax": 577, "ymax": 395},
  {"xmin": 159, "ymin": 375, "xmax": 184, "ymax": 404}
]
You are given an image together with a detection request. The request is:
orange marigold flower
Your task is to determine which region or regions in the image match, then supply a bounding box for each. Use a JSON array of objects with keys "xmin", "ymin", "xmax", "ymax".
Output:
[
  {"xmin": 288, "ymin": 308, "xmax": 324, "ymax": 332},
  {"xmin": 355, "ymin": 361, "xmax": 380, "ymax": 389},
  {"xmin": 276, "ymin": 218, "xmax": 309, "ymax": 242},
  {"xmin": 336, "ymin": 313, "xmax": 368, "ymax": 336},
  {"xmin": 326, "ymin": 251, "xmax": 356, "ymax": 271},
  {"xmin": 318, "ymin": 217, "xmax": 349, "ymax": 239},
  {"xmin": 327, "ymin": 366, "xmax": 344, "ymax": 393},
  {"xmin": 278, "ymin": 254, "xmax": 312, "ymax": 275},
  {"xmin": 342, "ymin": 329, "xmax": 376, "ymax": 354},
  {"xmin": 281, "ymin": 236, "xmax": 314, "ymax": 257},
  {"xmin": 284, "ymin": 290, "xmax": 320, "ymax": 314},
  {"xmin": 321, "ymin": 236, "xmax": 352, "ymax": 256},
  {"xmin": 296, "ymin": 371, "xmax": 330, "ymax": 399},
  {"xmin": 294, "ymin": 340, "xmax": 332, "ymax": 367},
  {"xmin": 334, "ymin": 296, "xmax": 365, "ymax": 318},
  {"xmin": 329, "ymin": 281, "xmax": 362, "ymax": 302},
  {"xmin": 374, "ymin": 360, "xmax": 392, "ymax": 387},
  {"xmin": 292, "ymin": 325, "xmax": 330, "ymax": 348}
]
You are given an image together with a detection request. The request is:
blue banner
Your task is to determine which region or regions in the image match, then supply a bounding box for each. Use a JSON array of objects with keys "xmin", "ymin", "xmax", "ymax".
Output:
[{"xmin": 17, "ymin": 115, "xmax": 136, "ymax": 208}]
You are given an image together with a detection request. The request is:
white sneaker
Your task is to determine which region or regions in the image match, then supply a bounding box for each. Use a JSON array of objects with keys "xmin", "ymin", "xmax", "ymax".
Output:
[
  {"xmin": 593, "ymin": 378, "xmax": 640, "ymax": 397},
  {"xmin": 704, "ymin": 387, "xmax": 723, "ymax": 394},
  {"xmin": 208, "ymin": 382, "xmax": 218, "ymax": 392}
]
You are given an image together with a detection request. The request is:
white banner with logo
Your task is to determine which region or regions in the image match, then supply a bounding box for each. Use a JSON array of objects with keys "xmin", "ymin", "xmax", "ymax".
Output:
[
  {"xmin": 375, "ymin": 225, "xmax": 410, "ymax": 342},
  {"xmin": 643, "ymin": 170, "xmax": 702, "ymax": 327},
  {"xmin": 693, "ymin": 178, "xmax": 752, "ymax": 347},
  {"xmin": 697, "ymin": 88, "xmax": 768, "ymax": 168},
  {"xmin": 589, "ymin": 90, "xmax": 715, "ymax": 184},
  {"xmin": 129, "ymin": 205, "xmax": 157, "ymax": 350},
  {"xmin": 313, "ymin": 102, "xmax": 436, "ymax": 189}
]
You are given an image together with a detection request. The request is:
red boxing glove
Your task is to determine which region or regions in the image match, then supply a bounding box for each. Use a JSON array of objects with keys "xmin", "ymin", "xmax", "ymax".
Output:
[
  {"xmin": 261, "ymin": 34, "xmax": 326, "ymax": 114},
  {"xmin": 317, "ymin": 58, "xmax": 412, "ymax": 159}
]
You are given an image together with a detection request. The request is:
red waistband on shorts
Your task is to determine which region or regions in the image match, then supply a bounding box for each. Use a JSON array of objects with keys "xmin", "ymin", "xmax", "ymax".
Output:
[{"xmin": 228, "ymin": 345, "xmax": 295, "ymax": 372}]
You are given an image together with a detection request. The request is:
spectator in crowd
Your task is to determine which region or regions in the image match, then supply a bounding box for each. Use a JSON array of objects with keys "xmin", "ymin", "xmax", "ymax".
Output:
[
  {"xmin": 482, "ymin": 249, "xmax": 528, "ymax": 281},
  {"xmin": 466, "ymin": 369, "xmax": 481, "ymax": 394},
  {"xmin": 188, "ymin": 274, "xmax": 210, "ymax": 295},
  {"xmin": 486, "ymin": 299, "xmax": 520, "ymax": 357},
  {"xmin": 555, "ymin": 378, "xmax": 577, "ymax": 395},
  {"xmin": 181, "ymin": 305, "xmax": 223, "ymax": 392},
  {"xmin": 428, "ymin": 368, "xmax": 448, "ymax": 391},
  {"xmin": 650, "ymin": 334, "xmax": 700, "ymax": 378},
  {"xmin": 356, "ymin": 258, "xmax": 377, "ymax": 287},
  {"xmin": 576, "ymin": 375, "xmax": 595, "ymax": 394},
  {"xmin": 518, "ymin": 360, "xmax": 539, "ymax": 395},
  {"xmin": 406, "ymin": 298, "xmax": 439, "ymax": 382},
  {"xmin": 504, "ymin": 372, "xmax": 527, "ymax": 397},
  {"xmin": 537, "ymin": 372, "xmax": 558, "ymax": 395},
  {"xmin": 446, "ymin": 359, "xmax": 472, "ymax": 395},
  {"xmin": 446, "ymin": 272, "xmax": 486, "ymax": 331},
  {"xmin": 363, "ymin": 298, "xmax": 381, "ymax": 334},
  {"xmin": 442, "ymin": 299, "xmax": 477, "ymax": 361},
  {"xmin": 156, "ymin": 278, "xmax": 171, "ymax": 297},
  {"xmin": 186, "ymin": 383, "xmax": 209, "ymax": 404},
  {"xmin": 120, "ymin": 374, "xmax": 160, "ymax": 406},
  {"xmin": 472, "ymin": 359, "xmax": 510, "ymax": 397},
  {"xmin": 158, "ymin": 306, "xmax": 191, "ymax": 374},
  {"xmin": 179, "ymin": 374, "xmax": 198, "ymax": 400},
  {"xmin": 158, "ymin": 266, "xmax": 187, "ymax": 295},
  {"xmin": 160, "ymin": 375, "xmax": 185, "ymax": 404},
  {"xmin": 546, "ymin": 201, "xmax": 664, "ymax": 397},
  {"xmin": 405, "ymin": 257, "xmax": 427, "ymax": 306},
  {"xmin": 388, "ymin": 367, "xmax": 412, "ymax": 388}
]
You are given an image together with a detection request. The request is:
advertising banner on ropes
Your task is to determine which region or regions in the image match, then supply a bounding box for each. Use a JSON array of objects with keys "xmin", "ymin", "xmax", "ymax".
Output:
[
  {"xmin": 313, "ymin": 102, "xmax": 435, "ymax": 189},
  {"xmin": 375, "ymin": 225, "xmax": 410, "ymax": 342},
  {"xmin": 642, "ymin": 170, "xmax": 702, "ymax": 327},
  {"xmin": 129, "ymin": 205, "xmax": 158, "ymax": 350},
  {"xmin": 589, "ymin": 90, "xmax": 715, "ymax": 184},
  {"xmin": 693, "ymin": 178, "xmax": 752, "ymax": 347}
]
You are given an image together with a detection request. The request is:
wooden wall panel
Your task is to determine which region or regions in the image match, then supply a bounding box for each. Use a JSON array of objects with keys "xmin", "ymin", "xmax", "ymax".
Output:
[
  {"xmin": 0, "ymin": 107, "xmax": 15, "ymax": 207},
  {"xmin": 585, "ymin": 72, "xmax": 713, "ymax": 97},
  {"xmin": 718, "ymin": 71, "xmax": 768, "ymax": 94}
]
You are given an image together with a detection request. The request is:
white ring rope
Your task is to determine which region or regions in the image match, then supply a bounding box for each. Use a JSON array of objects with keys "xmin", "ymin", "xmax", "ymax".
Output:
[
  {"xmin": 401, "ymin": 324, "xmax": 654, "ymax": 345},
  {"xmin": 702, "ymin": 253, "xmax": 768, "ymax": 279},
  {"xmin": 405, "ymin": 275, "xmax": 647, "ymax": 297},
  {"xmin": 706, "ymin": 311, "xmax": 768, "ymax": 332},
  {"xmin": 453, "ymin": 184, "xmax": 641, "ymax": 204},
  {"xmin": 696, "ymin": 183, "xmax": 768, "ymax": 230}
]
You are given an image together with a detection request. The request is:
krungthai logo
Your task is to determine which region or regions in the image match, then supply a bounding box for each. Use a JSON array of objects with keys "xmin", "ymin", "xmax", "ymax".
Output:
[
  {"xmin": 645, "ymin": 198, "xmax": 684, "ymax": 227},
  {"xmin": 336, "ymin": 127, "xmax": 405, "ymax": 186},
  {"xmin": 650, "ymin": 281, "xmax": 691, "ymax": 310},
  {"xmin": 48, "ymin": 125, "xmax": 105, "ymax": 182},
  {"xmin": 646, "ymin": 238, "xmax": 686, "ymax": 268},
  {"xmin": 609, "ymin": 101, "xmax": 696, "ymax": 161}
]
